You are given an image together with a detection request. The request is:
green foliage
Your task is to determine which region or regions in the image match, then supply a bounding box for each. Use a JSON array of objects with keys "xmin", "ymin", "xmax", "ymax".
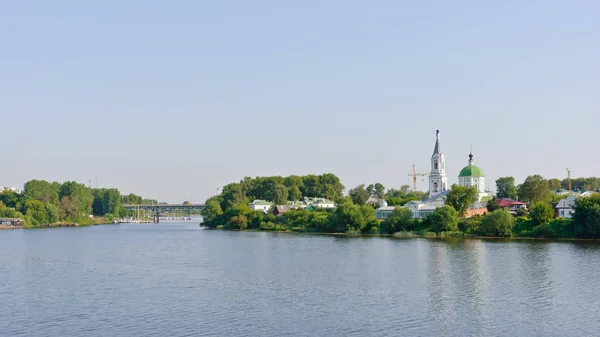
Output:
[
  {"xmin": 495, "ymin": 177, "xmax": 518, "ymax": 200},
  {"xmin": 201, "ymin": 198, "xmax": 223, "ymax": 224},
  {"xmin": 486, "ymin": 197, "xmax": 500, "ymax": 212},
  {"xmin": 374, "ymin": 183, "xmax": 385, "ymax": 198},
  {"xmin": 380, "ymin": 207, "xmax": 413, "ymax": 234},
  {"xmin": 23, "ymin": 200, "xmax": 49, "ymax": 224},
  {"xmin": 0, "ymin": 190, "xmax": 22, "ymax": 209},
  {"xmin": 529, "ymin": 202, "xmax": 555, "ymax": 226},
  {"xmin": 331, "ymin": 201, "xmax": 370, "ymax": 232},
  {"xmin": 23, "ymin": 180, "xmax": 60, "ymax": 206},
  {"xmin": 349, "ymin": 184, "xmax": 370, "ymax": 205},
  {"xmin": 445, "ymin": 184, "xmax": 478, "ymax": 217},
  {"xmin": 480, "ymin": 209, "xmax": 514, "ymax": 237},
  {"xmin": 121, "ymin": 193, "xmax": 143, "ymax": 205},
  {"xmin": 572, "ymin": 194, "xmax": 600, "ymax": 238},
  {"xmin": 427, "ymin": 205, "xmax": 459, "ymax": 233},
  {"xmin": 531, "ymin": 224, "xmax": 557, "ymax": 238},
  {"xmin": 228, "ymin": 214, "xmax": 248, "ymax": 230},
  {"xmin": 517, "ymin": 175, "xmax": 551, "ymax": 203},
  {"xmin": 273, "ymin": 184, "xmax": 288, "ymax": 205},
  {"xmin": 0, "ymin": 201, "xmax": 24, "ymax": 219},
  {"xmin": 513, "ymin": 216, "xmax": 534, "ymax": 236},
  {"xmin": 459, "ymin": 215, "xmax": 482, "ymax": 234},
  {"xmin": 547, "ymin": 178, "xmax": 562, "ymax": 191}
]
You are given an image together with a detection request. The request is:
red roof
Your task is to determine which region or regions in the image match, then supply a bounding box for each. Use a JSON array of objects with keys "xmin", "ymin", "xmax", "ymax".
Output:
[{"xmin": 496, "ymin": 198, "xmax": 526, "ymax": 207}]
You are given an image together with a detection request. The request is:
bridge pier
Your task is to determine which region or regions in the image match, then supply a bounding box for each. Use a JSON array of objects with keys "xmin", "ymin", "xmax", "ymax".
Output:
[{"xmin": 154, "ymin": 212, "xmax": 160, "ymax": 223}]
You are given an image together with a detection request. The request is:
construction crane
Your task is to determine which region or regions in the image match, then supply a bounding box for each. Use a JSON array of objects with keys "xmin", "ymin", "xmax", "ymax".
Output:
[
  {"xmin": 566, "ymin": 168, "xmax": 572, "ymax": 191},
  {"xmin": 408, "ymin": 164, "xmax": 428, "ymax": 192}
]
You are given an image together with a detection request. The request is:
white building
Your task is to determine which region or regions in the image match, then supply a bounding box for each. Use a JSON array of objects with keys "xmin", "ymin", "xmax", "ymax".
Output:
[
  {"xmin": 556, "ymin": 196, "xmax": 577, "ymax": 218},
  {"xmin": 249, "ymin": 200, "xmax": 273, "ymax": 213},
  {"xmin": 404, "ymin": 130, "xmax": 449, "ymax": 218},
  {"xmin": 429, "ymin": 130, "xmax": 448, "ymax": 198},
  {"xmin": 457, "ymin": 148, "xmax": 494, "ymax": 202},
  {"xmin": 375, "ymin": 200, "xmax": 396, "ymax": 219}
]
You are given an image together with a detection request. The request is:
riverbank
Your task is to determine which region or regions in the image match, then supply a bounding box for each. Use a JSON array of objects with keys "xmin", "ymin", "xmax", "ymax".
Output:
[{"xmin": 201, "ymin": 226, "xmax": 598, "ymax": 241}]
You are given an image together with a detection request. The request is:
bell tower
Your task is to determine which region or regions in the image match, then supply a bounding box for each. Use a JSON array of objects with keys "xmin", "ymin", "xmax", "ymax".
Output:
[{"xmin": 429, "ymin": 130, "xmax": 448, "ymax": 197}]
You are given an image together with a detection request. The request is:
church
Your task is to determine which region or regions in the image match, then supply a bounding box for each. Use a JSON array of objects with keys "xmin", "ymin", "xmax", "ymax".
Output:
[{"xmin": 404, "ymin": 130, "xmax": 492, "ymax": 218}]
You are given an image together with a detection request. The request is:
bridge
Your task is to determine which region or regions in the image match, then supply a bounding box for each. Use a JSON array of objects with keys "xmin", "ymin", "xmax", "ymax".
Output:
[{"xmin": 122, "ymin": 204, "xmax": 204, "ymax": 223}]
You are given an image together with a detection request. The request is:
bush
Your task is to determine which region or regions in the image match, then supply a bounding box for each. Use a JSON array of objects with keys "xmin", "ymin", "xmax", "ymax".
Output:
[
  {"xmin": 459, "ymin": 215, "xmax": 482, "ymax": 234},
  {"xmin": 530, "ymin": 202, "xmax": 555, "ymax": 226},
  {"xmin": 480, "ymin": 209, "xmax": 515, "ymax": 237},
  {"xmin": 531, "ymin": 224, "xmax": 557, "ymax": 238},
  {"xmin": 428, "ymin": 205, "xmax": 459, "ymax": 233}
]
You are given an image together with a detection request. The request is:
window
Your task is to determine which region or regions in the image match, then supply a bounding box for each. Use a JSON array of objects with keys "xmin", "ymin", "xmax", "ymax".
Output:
[{"xmin": 434, "ymin": 162, "xmax": 438, "ymax": 169}]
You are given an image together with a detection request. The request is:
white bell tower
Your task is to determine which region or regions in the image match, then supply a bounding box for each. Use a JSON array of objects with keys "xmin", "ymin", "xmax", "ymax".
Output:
[{"xmin": 429, "ymin": 130, "xmax": 448, "ymax": 198}]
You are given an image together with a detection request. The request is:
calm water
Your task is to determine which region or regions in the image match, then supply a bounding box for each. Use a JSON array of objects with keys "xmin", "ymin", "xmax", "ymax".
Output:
[{"xmin": 1, "ymin": 222, "xmax": 600, "ymax": 337}]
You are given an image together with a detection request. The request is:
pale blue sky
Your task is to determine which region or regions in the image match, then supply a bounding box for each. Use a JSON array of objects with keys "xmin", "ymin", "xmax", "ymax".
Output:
[{"xmin": 1, "ymin": 1, "xmax": 599, "ymax": 202}]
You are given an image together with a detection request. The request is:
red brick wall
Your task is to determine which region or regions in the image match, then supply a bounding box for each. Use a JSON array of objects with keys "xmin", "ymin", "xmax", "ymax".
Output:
[{"xmin": 465, "ymin": 208, "xmax": 488, "ymax": 218}]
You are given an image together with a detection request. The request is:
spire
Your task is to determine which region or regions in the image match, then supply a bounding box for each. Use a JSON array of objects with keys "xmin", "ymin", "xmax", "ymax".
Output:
[
  {"xmin": 468, "ymin": 145, "xmax": 474, "ymax": 165},
  {"xmin": 433, "ymin": 130, "xmax": 440, "ymax": 154}
]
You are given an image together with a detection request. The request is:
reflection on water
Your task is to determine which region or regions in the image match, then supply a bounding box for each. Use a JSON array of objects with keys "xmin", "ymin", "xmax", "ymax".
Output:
[{"xmin": 1, "ymin": 225, "xmax": 600, "ymax": 336}]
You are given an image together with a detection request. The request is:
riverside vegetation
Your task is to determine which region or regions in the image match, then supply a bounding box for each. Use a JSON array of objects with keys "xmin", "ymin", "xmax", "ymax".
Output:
[
  {"xmin": 201, "ymin": 173, "xmax": 600, "ymax": 239},
  {"xmin": 0, "ymin": 180, "xmax": 156, "ymax": 227}
]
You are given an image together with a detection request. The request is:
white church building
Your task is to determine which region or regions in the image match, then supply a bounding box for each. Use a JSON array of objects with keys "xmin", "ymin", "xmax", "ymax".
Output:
[
  {"xmin": 404, "ymin": 130, "xmax": 493, "ymax": 218},
  {"xmin": 405, "ymin": 130, "xmax": 449, "ymax": 218}
]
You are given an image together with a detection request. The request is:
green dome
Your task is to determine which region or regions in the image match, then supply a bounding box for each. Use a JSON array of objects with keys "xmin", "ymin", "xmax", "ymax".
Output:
[{"xmin": 459, "ymin": 164, "xmax": 484, "ymax": 177}]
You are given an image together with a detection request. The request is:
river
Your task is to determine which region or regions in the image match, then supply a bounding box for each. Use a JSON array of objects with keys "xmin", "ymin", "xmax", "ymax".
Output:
[{"xmin": 1, "ymin": 222, "xmax": 599, "ymax": 336}]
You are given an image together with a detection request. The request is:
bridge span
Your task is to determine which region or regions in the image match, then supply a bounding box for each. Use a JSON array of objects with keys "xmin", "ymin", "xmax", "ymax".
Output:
[{"xmin": 122, "ymin": 204, "xmax": 204, "ymax": 223}]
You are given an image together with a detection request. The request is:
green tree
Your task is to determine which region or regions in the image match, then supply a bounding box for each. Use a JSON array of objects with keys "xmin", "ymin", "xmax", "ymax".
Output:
[
  {"xmin": 287, "ymin": 185, "xmax": 302, "ymax": 201},
  {"xmin": 366, "ymin": 184, "xmax": 374, "ymax": 196},
  {"xmin": 518, "ymin": 175, "xmax": 551, "ymax": 203},
  {"xmin": 400, "ymin": 185, "xmax": 411, "ymax": 194},
  {"xmin": 273, "ymin": 184, "xmax": 288, "ymax": 205},
  {"xmin": 480, "ymin": 208, "xmax": 515, "ymax": 237},
  {"xmin": 445, "ymin": 184, "xmax": 478, "ymax": 217},
  {"xmin": 23, "ymin": 200, "xmax": 48, "ymax": 224},
  {"xmin": 374, "ymin": 183, "xmax": 385, "ymax": 198},
  {"xmin": 348, "ymin": 184, "xmax": 369, "ymax": 205},
  {"xmin": 486, "ymin": 196, "xmax": 500, "ymax": 212},
  {"xmin": 380, "ymin": 207, "xmax": 413, "ymax": 234},
  {"xmin": 332, "ymin": 201, "xmax": 367, "ymax": 232},
  {"xmin": 428, "ymin": 205, "xmax": 459, "ymax": 233},
  {"xmin": 547, "ymin": 178, "xmax": 562, "ymax": 191},
  {"xmin": 529, "ymin": 201, "xmax": 554, "ymax": 226},
  {"xmin": 0, "ymin": 190, "xmax": 22, "ymax": 209},
  {"xmin": 23, "ymin": 180, "xmax": 59, "ymax": 206},
  {"xmin": 0, "ymin": 201, "xmax": 24, "ymax": 219},
  {"xmin": 220, "ymin": 183, "xmax": 246, "ymax": 208},
  {"xmin": 201, "ymin": 198, "xmax": 223, "ymax": 226},
  {"xmin": 572, "ymin": 194, "xmax": 600, "ymax": 238},
  {"xmin": 46, "ymin": 204, "xmax": 60, "ymax": 223},
  {"xmin": 495, "ymin": 177, "xmax": 518, "ymax": 199},
  {"xmin": 228, "ymin": 214, "xmax": 248, "ymax": 230},
  {"xmin": 59, "ymin": 196, "xmax": 79, "ymax": 221}
]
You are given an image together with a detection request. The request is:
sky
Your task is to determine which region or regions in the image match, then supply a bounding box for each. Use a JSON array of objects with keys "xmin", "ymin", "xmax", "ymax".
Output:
[{"xmin": 1, "ymin": 0, "xmax": 599, "ymax": 203}]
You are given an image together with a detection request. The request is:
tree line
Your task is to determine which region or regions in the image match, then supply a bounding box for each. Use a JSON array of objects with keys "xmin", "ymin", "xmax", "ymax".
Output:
[
  {"xmin": 203, "ymin": 173, "xmax": 600, "ymax": 239},
  {"xmin": 0, "ymin": 180, "xmax": 151, "ymax": 226}
]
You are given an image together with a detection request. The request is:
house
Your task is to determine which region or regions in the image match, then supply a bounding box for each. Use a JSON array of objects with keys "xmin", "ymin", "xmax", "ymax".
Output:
[
  {"xmin": 366, "ymin": 195, "xmax": 384, "ymax": 206},
  {"xmin": 556, "ymin": 196, "xmax": 577, "ymax": 218},
  {"xmin": 288, "ymin": 201, "xmax": 305, "ymax": 209},
  {"xmin": 272, "ymin": 205, "xmax": 291, "ymax": 216},
  {"xmin": 404, "ymin": 192, "xmax": 447, "ymax": 219},
  {"xmin": 496, "ymin": 198, "xmax": 527, "ymax": 213},
  {"xmin": 303, "ymin": 197, "xmax": 336, "ymax": 209},
  {"xmin": 580, "ymin": 190, "xmax": 597, "ymax": 197},
  {"xmin": 374, "ymin": 200, "xmax": 395, "ymax": 219},
  {"xmin": 249, "ymin": 200, "xmax": 274, "ymax": 213}
]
